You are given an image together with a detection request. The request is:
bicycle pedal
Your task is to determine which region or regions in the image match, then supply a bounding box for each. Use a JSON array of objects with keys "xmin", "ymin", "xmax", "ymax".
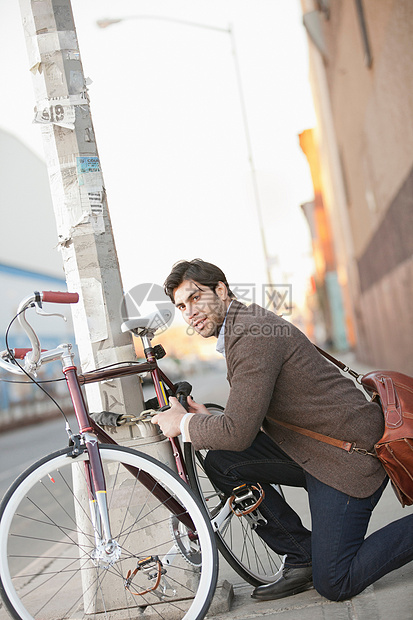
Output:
[
  {"xmin": 137, "ymin": 555, "xmax": 161, "ymax": 570},
  {"xmin": 243, "ymin": 509, "xmax": 267, "ymax": 529},
  {"xmin": 125, "ymin": 556, "xmax": 165, "ymax": 596},
  {"xmin": 229, "ymin": 483, "xmax": 267, "ymax": 526}
]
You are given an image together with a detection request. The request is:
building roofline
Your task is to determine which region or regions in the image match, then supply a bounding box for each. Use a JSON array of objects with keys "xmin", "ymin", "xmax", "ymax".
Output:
[{"xmin": 0, "ymin": 263, "xmax": 65, "ymax": 285}]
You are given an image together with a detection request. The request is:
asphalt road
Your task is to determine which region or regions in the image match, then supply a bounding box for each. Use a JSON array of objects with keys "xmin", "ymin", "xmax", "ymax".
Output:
[{"xmin": 0, "ymin": 415, "xmax": 76, "ymax": 500}]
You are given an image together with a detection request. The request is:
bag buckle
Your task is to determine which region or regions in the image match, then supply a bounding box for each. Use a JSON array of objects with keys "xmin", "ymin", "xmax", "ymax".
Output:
[{"xmin": 349, "ymin": 443, "xmax": 377, "ymax": 457}]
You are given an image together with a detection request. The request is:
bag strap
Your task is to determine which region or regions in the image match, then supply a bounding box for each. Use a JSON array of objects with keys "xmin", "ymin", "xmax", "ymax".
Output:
[
  {"xmin": 274, "ymin": 419, "xmax": 354, "ymax": 452},
  {"xmin": 276, "ymin": 344, "xmax": 376, "ymax": 457},
  {"xmin": 274, "ymin": 419, "xmax": 376, "ymax": 457},
  {"xmin": 314, "ymin": 345, "xmax": 364, "ymax": 383}
]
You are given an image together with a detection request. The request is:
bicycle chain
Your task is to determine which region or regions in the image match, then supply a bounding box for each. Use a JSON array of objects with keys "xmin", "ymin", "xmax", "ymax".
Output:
[{"xmin": 118, "ymin": 409, "xmax": 157, "ymax": 425}]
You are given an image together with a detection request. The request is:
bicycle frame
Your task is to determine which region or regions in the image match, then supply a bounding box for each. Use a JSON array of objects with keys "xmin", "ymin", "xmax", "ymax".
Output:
[
  {"xmin": 0, "ymin": 291, "xmax": 201, "ymax": 546},
  {"xmin": 79, "ymin": 332, "xmax": 189, "ymax": 478},
  {"xmin": 64, "ymin": 352, "xmax": 196, "ymax": 532},
  {"xmin": 10, "ymin": 333, "xmax": 228, "ymax": 536},
  {"xmin": 2, "ymin": 290, "xmax": 213, "ymax": 535}
]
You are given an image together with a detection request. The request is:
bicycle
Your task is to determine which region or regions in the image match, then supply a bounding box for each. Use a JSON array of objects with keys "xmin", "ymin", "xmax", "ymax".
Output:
[
  {"xmin": 0, "ymin": 291, "xmax": 217, "ymax": 620},
  {"xmin": 0, "ymin": 291, "xmax": 284, "ymax": 620}
]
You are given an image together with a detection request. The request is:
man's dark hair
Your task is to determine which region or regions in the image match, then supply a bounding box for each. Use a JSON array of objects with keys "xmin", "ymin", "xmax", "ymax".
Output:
[{"xmin": 164, "ymin": 259, "xmax": 235, "ymax": 302}]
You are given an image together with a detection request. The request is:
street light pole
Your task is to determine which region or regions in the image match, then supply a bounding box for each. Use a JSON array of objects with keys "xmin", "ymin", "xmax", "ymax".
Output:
[
  {"xmin": 97, "ymin": 15, "xmax": 229, "ymax": 34},
  {"xmin": 228, "ymin": 25, "xmax": 275, "ymax": 289}
]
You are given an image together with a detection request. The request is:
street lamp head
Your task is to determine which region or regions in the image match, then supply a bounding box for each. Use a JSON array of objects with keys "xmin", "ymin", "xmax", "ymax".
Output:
[{"xmin": 96, "ymin": 18, "xmax": 123, "ymax": 29}]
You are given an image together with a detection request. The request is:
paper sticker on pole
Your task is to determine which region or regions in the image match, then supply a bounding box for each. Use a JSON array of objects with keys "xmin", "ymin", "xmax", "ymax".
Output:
[
  {"xmin": 33, "ymin": 97, "xmax": 76, "ymax": 129},
  {"xmin": 77, "ymin": 156, "xmax": 103, "ymax": 190},
  {"xmin": 74, "ymin": 278, "xmax": 108, "ymax": 344}
]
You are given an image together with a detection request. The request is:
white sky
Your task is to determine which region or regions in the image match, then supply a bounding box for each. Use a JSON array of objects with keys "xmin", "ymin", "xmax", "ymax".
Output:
[{"xmin": 1, "ymin": 0, "xmax": 317, "ymax": 310}]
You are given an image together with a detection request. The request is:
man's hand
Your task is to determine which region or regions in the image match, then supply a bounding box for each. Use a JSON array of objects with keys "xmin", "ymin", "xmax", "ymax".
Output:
[
  {"xmin": 151, "ymin": 395, "xmax": 212, "ymax": 437},
  {"xmin": 186, "ymin": 396, "xmax": 211, "ymax": 415},
  {"xmin": 151, "ymin": 397, "xmax": 186, "ymax": 437}
]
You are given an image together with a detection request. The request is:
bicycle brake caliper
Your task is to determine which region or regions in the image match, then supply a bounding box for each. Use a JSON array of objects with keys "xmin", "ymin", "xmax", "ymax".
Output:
[
  {"xmin": 229, "ymin": 483, "xmax": 267, "ymax": 528},
  {"xmin": 68, "ymin": 434, "xmax": 84, "ymax": 458}
]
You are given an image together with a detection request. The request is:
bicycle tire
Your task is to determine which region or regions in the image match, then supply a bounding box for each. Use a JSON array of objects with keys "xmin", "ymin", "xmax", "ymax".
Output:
[
  {"xmin": 184, "ymin": 404, "xmax": 284, "ymax": 586},
  {"xmin": 0, "ymin": 444, "xmax": 218, "ymax": 620}
]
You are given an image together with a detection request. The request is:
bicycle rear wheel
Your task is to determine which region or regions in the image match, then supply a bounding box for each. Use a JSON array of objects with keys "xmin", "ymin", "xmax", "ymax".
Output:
[
  {"xmin": 184, "ymin": 404, "xmax": 284, "ymax": 586},
  {"xmin": 0, "ymin": 444, "xmax": 217, "ymax": 620}
]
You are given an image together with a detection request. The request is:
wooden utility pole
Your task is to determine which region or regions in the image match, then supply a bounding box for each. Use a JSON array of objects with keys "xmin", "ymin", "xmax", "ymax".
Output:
[{"xmin": 18, "ymin": 0, "xmax": 144, "ymax": 421}]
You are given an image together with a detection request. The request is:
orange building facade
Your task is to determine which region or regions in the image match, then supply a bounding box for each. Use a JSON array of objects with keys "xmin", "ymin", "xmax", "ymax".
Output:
[{"xmin": 300, "ymin": 0, "xmax": 413, "ymax": 373}]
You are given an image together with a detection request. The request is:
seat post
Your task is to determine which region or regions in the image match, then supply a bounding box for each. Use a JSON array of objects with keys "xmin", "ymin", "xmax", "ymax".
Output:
[{"xmin": 141, "ymin": 335, "xmax": 153, "ymax": 359}]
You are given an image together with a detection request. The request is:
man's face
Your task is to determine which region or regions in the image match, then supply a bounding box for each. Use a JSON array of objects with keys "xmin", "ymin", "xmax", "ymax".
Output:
[{"xmin": 173, "ymin": 279, "xmax": 231, "ymax": 338}]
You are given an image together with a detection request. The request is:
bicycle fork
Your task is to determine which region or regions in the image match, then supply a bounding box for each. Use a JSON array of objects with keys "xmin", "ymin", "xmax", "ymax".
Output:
[
  {"xmin": 75, "ymin": 435, "xmax": 179, "ymax": 602},
  {"xmin": 82, "ymin": 434, "xmax": 121, "ymax": 566},
  {"xmin": 61, "ymin": 351, "xmax": 119, "ymax": 566}
]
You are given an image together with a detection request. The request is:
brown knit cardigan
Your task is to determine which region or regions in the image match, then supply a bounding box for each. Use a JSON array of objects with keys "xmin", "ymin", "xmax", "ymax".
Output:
[{"xmin": 187, "ymin": 300, "xmax": 386, "ymax": 498}]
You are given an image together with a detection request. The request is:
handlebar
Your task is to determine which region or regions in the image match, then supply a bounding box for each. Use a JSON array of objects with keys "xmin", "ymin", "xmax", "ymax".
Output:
[
  {"xmin": 178, "ymin": 394, "xmax": 189, "ymax": 412},
  {"xmin": 41, "ymin": 291, "xmax": 79, "ymax": 304},
  {"xmin": 0, "ymin": 291, "xmax": 79, "ymax": 375},
  {"xmin": 13, "ymin": 348, "xmax": 47, "ymax": 360}
]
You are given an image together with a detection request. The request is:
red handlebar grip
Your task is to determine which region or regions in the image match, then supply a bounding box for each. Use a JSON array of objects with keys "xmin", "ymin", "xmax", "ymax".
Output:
[
  {"xmin": 13, "ymin": 348, "xmax": 47, "ymax": 359},
  {"xmin": 41, "ymin": 291, "xmax": 79, "ymax": 304}
]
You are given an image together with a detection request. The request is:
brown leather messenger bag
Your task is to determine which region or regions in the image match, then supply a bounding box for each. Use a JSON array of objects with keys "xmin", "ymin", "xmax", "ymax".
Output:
[{"xmin": 275, "ymin": 347, "xmax": 413, "ymax": 507}]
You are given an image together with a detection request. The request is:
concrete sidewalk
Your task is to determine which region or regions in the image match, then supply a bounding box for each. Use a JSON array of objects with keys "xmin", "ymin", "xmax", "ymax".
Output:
[
  {"xmin": 210, "ymin": 480, "xmax": 413, "ymax": 619},
  {"xmin": 211, "ymin": 570, "xmax": 413, "ymax": 620}
]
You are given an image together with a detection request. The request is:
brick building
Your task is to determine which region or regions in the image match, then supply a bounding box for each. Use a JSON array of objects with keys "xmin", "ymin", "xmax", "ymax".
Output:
[{"xmin": 300, "ymin": 0, "xmax": 413, "ymax": 373}]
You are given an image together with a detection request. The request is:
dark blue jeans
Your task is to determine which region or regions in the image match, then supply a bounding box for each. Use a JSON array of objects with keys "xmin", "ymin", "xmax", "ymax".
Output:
[{"xmin": 204, "ymin": 431, "xmax": 413, "ymax": 601}]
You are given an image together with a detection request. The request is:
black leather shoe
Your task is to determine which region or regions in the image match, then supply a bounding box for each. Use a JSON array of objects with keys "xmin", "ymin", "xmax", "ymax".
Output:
[{"xmin": 251, "ymin": 566, "xmax": 313, "ymax": 601}]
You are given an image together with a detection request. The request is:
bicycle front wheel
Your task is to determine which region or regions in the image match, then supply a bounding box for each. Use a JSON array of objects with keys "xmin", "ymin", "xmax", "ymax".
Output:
[
  {"xmin": 0, "ymin": 444, "xmax": 217, "ymax": 620},
  {"xmin": 185, "ymin": 404, "xmax": 284, "ymax": 586}
]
